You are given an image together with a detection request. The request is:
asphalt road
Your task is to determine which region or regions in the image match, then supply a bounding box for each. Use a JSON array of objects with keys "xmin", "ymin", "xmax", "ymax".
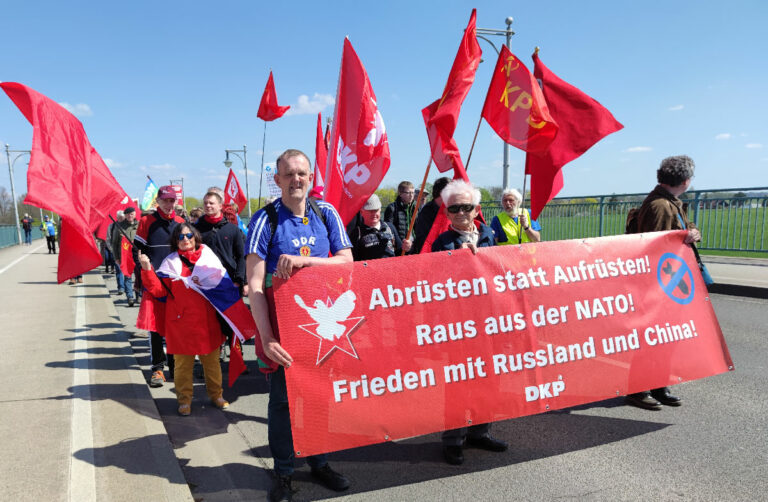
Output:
[{"xmin": 111, "ymin": 276, "xmax": 767, "ymax": 501}]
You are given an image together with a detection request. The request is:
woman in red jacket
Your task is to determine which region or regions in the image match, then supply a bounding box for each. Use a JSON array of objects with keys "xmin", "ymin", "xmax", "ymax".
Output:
[{"xmin": 138, "ymin": 224, "xmax": 229, "ymax": 416}]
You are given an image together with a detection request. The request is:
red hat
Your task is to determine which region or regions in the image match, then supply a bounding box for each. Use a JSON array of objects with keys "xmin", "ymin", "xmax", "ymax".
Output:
[{"xmin": 157, "ymin": 185, "xmax": 176, "ymax": 199}]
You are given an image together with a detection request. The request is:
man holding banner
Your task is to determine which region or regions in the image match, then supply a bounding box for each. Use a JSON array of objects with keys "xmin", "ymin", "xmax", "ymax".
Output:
[
  {"xmin": 245, "ymin": 149, "xmax": 353, "ymax": 501},
  {"xmin": 625, "ymin": 155, "xmax": 701, "ymax": 410}
]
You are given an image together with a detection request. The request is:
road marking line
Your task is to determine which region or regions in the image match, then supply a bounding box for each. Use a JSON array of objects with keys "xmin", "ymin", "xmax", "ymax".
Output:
[
  {"xmin": 69, "ymin": 283, "xmax": 96, "ymax": 502},
  {"xmin": 0, "ymin": 244, "xmax": 46, "ymax": 275}
]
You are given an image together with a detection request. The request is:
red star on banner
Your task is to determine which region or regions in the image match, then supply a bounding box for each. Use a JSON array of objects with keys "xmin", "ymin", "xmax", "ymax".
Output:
[{"xmin": 298, "ymin": 311, "xmax": 365, "ymax": 365}]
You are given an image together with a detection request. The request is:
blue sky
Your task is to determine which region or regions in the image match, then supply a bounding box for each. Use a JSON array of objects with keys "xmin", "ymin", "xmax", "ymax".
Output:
[{"xmin": 2, "ymin": 1, "xmax": 767, "ymax": 205}]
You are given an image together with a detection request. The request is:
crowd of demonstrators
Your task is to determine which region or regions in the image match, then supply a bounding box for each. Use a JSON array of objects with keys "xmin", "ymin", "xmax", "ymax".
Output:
[
  {"xmin": 383, "ymin": 180, "xmax": 416, "ymax": 246},
  {"xmin": 624, "ymin": 155, "xmax": 701, "ymax": 411},
  {"xmin": 430, "ymin": 179, "xmax": 508, "ymax": 466},
  {"xmin": 41, "ymin": 215, "xmax": 57, "ymax": 254},
  {"xmin": 349, "ymin": 194, "xmax": 409, "ymax": 260},
  {"xmin": 21, "ymin": 213, "xmax": 34, "ymax": 245},
  {"xmin": 137, "ymin": 224, "xmax": 230, "ymax": 416},
  {"xmin": 111, "ymin": 207, "xmax": 138, "ymax": 307},
  {"xmin": 134, "ymin": 186, "xmax": 186, "ymax": 388},
  {"xmin": 79, "ymin": 152, "xmax": 703, "ymax": 496},
  {"xmin": 411, "ymin": 176, "xmax": 451, "ymax": 254},
  {"xmin": 245, "ymin": 149, "xmax": 353, "ymax": 501},
  {"xmin": 490, "ymin": 188, "xmax": 541, "ymax": 245}
]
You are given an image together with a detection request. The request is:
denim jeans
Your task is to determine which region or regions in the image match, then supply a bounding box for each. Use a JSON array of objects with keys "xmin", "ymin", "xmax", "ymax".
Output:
[
  {"xmin": 23, "ymin": 229, "xmax": 31, "ymax": 244},
  {"xmin": 267, "ymin": 367, "xmax": 327, "ymax": 476},
  {"xmin": 115, "ymin": 267, "xmax": 134, "ymax": 299}
]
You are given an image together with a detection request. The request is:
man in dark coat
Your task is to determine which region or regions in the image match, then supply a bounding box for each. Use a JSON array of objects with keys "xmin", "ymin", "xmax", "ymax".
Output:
[
  {"xmin": 625, "ymin": 155, "xmax": 701, "ymax": 411},
  {"xmin": 384, "ymin": 180, "xmax": 416, "ymax": 243}
]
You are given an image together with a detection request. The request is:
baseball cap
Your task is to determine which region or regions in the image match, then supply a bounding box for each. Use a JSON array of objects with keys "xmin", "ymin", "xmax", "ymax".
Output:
[
  {"xmin": 362, "ymin": 194, "xmax": 381, "ymax": 210},
  {"xmin": 157, "ymin": 185, "xmax": 176, "ymax": 200}
]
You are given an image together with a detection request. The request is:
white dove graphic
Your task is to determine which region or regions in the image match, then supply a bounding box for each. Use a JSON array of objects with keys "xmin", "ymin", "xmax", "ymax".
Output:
[{"xmin": 295, "ymin": 291, "xmax": 357, "ymax": 341}]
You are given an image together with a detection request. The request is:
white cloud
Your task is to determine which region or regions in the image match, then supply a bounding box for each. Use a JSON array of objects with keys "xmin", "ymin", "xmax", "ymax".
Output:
[
  {"xmin": 58, "ymin": 102, "xmax": 93, "ymax": 117},
  {"xmin": 624, "ymin": 146, "xmax": 652, "ymax": 153},
  {"xmin": 715, "ymin": 133, "xmax": 731, "ymax": 140},
  {"xmin": 285, "ymin": 93, "xmax": 335, "ymax": 116},
  {"xmin": 668, "ymin": 104, "xmax": 684, "ymax": 111},
  {"xmin": 103, "ymin": 158, "xmax": 124, "ymax": 169},
  {"xmin": 746, "ymin": 143, "xmax": 763, "ymax": 149}
]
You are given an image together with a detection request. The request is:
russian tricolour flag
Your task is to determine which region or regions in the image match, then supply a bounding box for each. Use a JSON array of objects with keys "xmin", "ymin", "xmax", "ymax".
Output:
[{"xmin": 157, "ymin": 245, "xmax": 257, "ymax": 385}]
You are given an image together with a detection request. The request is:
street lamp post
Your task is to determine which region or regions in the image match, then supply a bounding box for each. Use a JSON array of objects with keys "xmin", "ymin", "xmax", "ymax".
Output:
[
  {"xmin": 476, "ymin": 17, "xmax": 515, "ymax": 190},
  {"xmin": 223, "ymin": 145, "xmax": 250, "ymax": 218},
  {"xmin": 4, "ymin": 144, "xmax": 31, "ymax": 245}
]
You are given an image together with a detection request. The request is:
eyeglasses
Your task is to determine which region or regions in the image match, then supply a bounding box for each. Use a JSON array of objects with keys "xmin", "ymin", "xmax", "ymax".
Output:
[
  {"xmin": 447, "ymin": 204, "xmax": 475, "ymax": 214},
  {"xmin": 178, "ymin": 233, "xmax": 194, "ymax": 241}
]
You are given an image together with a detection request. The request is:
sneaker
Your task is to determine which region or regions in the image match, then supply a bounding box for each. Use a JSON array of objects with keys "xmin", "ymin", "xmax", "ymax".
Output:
[
  {"xmin": 269, "ymin": 474, "xmax": 293, "ymax": 502},
  {"xmin": 310, "ymin": 463, "xmax": 350, "ymax": 492},
  {"xmin": 77, "ymin": 277, "xmax": 83, "ymax": 283},
  {"xmin": 212, "ymin": 397, "xmax": 229, "ymax": 409},
  {"xmin": 68, "ymin": 279, "xmax": 76, "ymax": 285},
  {"xmin": 149, "ymin": 370, "xmax": 165, "ymax": 387},
  {"xmin": 177, "ymin": 404, "xmax": 191, "ymax": 416},
  {"xmin": 128, "ymin": 298, "xmax": 135, "ymax": 307}
]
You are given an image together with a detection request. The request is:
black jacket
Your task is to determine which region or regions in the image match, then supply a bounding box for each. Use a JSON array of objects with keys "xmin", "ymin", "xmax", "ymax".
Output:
[
  {"xmin": 349, "ymin": 221, "xmax": 402, "ymax": 261},
  {"xmin": 194, "ymin": 217, "xmax": 246, "ymax": 286},
  {"xmin": 384, "ymin": 198, "xmax": 415, "ymax": 241},
  {"xmin": 431, "ymin": 223, "xmax": 495, "ymax": 252}
]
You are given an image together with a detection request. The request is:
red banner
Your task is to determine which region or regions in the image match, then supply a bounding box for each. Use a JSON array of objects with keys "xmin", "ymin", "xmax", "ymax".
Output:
[{"xmin": 273, "ymin": 231, "xmax": 732, "ymax": 457}]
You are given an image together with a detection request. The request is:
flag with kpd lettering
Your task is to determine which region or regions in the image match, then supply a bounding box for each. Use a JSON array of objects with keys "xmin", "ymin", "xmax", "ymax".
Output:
[{"xmin": 482, "ymin": 46, "xmax": 558, "ymax": 153}]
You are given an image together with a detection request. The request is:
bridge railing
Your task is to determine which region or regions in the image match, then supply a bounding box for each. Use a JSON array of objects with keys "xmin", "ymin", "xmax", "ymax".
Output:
[{"xmin": 481, "ymin": 187, "xmax": 768, "ymax": 253}]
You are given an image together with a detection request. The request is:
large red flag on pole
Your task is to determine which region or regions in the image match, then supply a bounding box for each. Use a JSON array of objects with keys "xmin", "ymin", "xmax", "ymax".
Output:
[
  {"xmin": 224, "ymin": 168, "xmax": 248, "ymax": 211},
  {"xmin": 422, "ymin": 9, "xmax": 482, "ymax": 174},
  {"xmin": 257, "ymin": 71, "xmax": 290, "ymax": 121},
  {"xmin": 314, "ymin": 112, "xmax": 327, "ymax": 190},
  {"xmin": 482, "ymin": 46, "xmax": 558, "ymax": 153},
  {"xmin": 1, "ymin": 82, "xmax": 129, "ymax": 282},
  {"xmin": 324, "ymin": 38, "xmax": 391, "ymax": 225},
  {"xmin": 525, "ymin": 52, "xmax": 623, "ymax": 219}
]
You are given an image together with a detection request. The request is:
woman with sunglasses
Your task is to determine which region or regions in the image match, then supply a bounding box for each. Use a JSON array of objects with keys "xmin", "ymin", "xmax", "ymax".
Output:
[
  {"xmin": 137, "ymin": 224, "xmax": 230, "ymax": 416},
  {"xmin": 431, "ymin": 179, "xmax": 496, "ymax": 255},
  {"xmin": 431, "ymin": 179, "xmax": 508, "ymax": 465}
]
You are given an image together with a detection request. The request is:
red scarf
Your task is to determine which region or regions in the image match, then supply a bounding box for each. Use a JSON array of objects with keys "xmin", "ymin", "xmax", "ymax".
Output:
[{"xmin": 204, "ymin": 214, "xmax": 223, "ymax": 224}]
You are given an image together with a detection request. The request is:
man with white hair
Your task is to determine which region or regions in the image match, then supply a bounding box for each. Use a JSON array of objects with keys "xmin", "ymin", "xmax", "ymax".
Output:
[
  {"xmin": 432, "ymin": 179, "xmax": 508, "ymax": 465},
  {"xmin": 490, "ymin": 188, "xmax": 541, "ymax": 245}
]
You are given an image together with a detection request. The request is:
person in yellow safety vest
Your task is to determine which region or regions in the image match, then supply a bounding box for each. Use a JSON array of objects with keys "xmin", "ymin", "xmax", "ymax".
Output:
[{"xmin": 490, "ymin": 188, "xmax": 541, "ymax": 244}]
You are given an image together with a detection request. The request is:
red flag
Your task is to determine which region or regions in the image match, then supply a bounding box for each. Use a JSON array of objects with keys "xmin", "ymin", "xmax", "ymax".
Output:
[
  {"xmin": 422, "ymin": 9, "xmax": 482, "ymax": 173},
  {"xmin": 119, "ymin": 235, "xmax": 135, "ymax": 276},
  {"xmin": 482, "ymin": 46, "xmax": 558, "ymax": 153},
  {"xmin": 525, "ymin": 52, "xmax": 623, "ymax": 219},
  {"xmin": 224, "ymin": 168, "xmax": 248, "ymax": 211},
  {"xmin": 257, "ymin": 71, "xmax": 290, "ymax": 121},
  {"xmin": 314, "ymin": 113, "xmax": 327, "ymax": 190},
  {"xmin": 1, "ymin": 82, "xmax": 129, "ymax": 283},
  {"xmin": 324, "ymin": 38, "xmax": 391, "ymax": 224}
]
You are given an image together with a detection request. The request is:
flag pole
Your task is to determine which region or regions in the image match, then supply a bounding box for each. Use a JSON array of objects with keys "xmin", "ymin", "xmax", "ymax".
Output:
[
  {"xmin": 258, "ymin": 121, "xmax": 267, "ymax": 209},
  {"xmin": 516, "ymin": 46, "xmax": 540, "ymax": 243},
  {"xmin": 464, "ymin": 114, "xmax": 484, "ymax": 172},
  {"xmin": 402, "ymin": 154, "xmax": 434, "ymax": 255}
]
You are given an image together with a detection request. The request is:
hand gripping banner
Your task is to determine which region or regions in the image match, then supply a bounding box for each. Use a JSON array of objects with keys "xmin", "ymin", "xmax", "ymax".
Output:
[{"xmin": 273, "ymin": 230, "xmax": 732, "ymax": 457}]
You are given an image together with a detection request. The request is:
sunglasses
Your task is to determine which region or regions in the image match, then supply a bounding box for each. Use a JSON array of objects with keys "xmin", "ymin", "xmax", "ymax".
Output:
[
  {"xmin": 178, "ymin": 232, "xmax": 195, "ymax": 241},
  {"xmin": 446, "ymin": 204, "xmax": 475, "ymax": 214}
]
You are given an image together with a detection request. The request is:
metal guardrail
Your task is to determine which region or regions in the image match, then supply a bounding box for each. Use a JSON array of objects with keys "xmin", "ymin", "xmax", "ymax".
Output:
[
  {"xmin": 0, "ymin": 224, "xmax": 43, "ymax": 249},
  {"xmin": 482, "ymin": 187, "xmax": 768, "ymax": 253}
]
